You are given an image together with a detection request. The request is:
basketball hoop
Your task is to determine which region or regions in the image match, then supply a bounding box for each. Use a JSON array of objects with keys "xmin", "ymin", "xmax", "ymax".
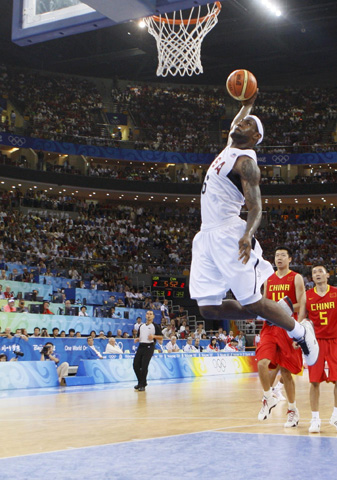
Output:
[{"xmin": 143, "ymin": 2, "xmax": 222, "ymax": 77}]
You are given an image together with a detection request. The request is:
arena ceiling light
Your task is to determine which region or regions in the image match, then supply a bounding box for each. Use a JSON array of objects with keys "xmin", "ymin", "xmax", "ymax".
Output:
[{"xmin": 256, "ymin": 0, "xmax": 282, "ymax": 17}]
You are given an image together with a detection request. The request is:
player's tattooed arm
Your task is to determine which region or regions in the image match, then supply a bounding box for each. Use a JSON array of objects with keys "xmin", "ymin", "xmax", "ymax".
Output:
[{"xmin": 234, "ymin": 155, "xmax": 262, "ymax": 264}]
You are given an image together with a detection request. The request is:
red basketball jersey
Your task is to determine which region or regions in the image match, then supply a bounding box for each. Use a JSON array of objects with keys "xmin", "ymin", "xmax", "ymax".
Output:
[
  {"xmin": 306, "ymin": 285, "xmax": 337, "ymax": 339},
  {"xmin": 265, "ymin": 270, "xmax": 298, "ymax": 317}
]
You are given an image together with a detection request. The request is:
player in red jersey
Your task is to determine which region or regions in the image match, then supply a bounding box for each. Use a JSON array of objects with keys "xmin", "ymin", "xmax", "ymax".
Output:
[
  {"xmin": 298, "ymin": 265, "xmax": 337, "ymax": 433},
  {"xmin": 256, "ymin": 247, "xmax": 305, "ymax": 427}
]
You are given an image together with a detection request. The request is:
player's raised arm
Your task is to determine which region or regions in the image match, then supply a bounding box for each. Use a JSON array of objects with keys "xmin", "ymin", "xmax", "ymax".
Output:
[
  {"xmin": 227, "ymin": 91, "xmax": 259, "ymax": 147},
  {"xmin": 234, "ymin": 155, "xmax": 262, "ymax": 264}
]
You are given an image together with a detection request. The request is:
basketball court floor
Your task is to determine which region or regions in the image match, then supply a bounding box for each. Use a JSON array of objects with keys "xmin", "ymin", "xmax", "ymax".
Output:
[{"xmin": 0, "ymin": 371, "xmax": 336, "ymax": 479}]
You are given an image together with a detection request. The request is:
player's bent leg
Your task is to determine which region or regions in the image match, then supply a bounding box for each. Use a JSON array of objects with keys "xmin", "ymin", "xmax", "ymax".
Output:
[
  {"xmin": 199, "ymin": 299, "xmax": 250, "ymax": 321},
  {"xmin": 258, "ymin": 359, "xmax": 272, "ymax": 391},
  {"xmin": 280, "ymin": 368, "xmax": 299, "ymax": 427},
  {"xmin": 280, "ymin": 368, "xmax": 294, "ymax": 403},
  {"xmin": 243, "ymin": 298, "xmax": 319, "ymax": 366}
]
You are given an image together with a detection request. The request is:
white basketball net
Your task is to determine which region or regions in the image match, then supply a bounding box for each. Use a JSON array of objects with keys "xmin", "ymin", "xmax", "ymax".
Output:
[{"xmin": 143, "ymin": 3, "xmax": 221, "ymax": 77}]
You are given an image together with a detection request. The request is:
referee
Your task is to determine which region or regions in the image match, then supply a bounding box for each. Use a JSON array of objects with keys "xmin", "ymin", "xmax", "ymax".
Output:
[{"xmin": 133, "ymin": 310, "xmax": 163, "ymax": 391}]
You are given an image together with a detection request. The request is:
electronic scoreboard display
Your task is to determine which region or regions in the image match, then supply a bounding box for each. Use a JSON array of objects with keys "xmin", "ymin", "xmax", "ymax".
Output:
[{"xmin": 151, "ymin": 276, "xmax": 187, "ymax": 299}]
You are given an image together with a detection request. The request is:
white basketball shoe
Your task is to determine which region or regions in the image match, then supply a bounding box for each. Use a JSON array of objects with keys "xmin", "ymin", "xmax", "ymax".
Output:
[
  {"xmin": 258, "ymin": 395, "xmax": 279, "ymax": 421},
  {"xmin": 309, "ymin": 418, "xmax": 321, "ymax": 433},
  {"xmin": 293, "ymin": 319, "xmax": 319, "ymax": 366},
  {"xmin": 284, "ymin": 408, "xmax": 299, "ymax": 428}
]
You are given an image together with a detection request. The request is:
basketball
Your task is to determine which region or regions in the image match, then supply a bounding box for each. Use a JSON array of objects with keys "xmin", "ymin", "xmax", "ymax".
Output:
[{"xmin": 226, "ymin": 69, "xmax": 257, "ymax": 101}]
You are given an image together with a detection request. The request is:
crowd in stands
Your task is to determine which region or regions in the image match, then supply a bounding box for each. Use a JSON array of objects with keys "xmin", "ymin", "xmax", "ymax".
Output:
[
  {"xmin": 253, "ymin": 88, "xmax": 337, "ymax": 154},
  {"xmin": 0, "ymin": 188, "xmax": 336, "ymax": 275},
  {"xmin": 87, "ymin": 164, "xmax": 172, "ymax": 182},
  {"xmin": 0, "ymin": 193, "xmax": 199, "ymax": 275},
  {"xmin": 3, "ymin": 63, "xmax": 336, "ymax": 155},
  {"xmin": 116, "ymin": 84, "xmax": 225, "ymax": 153},
  {"xmin": 0, "ymin": 64, "xmax": 103, "ymax": 142}
]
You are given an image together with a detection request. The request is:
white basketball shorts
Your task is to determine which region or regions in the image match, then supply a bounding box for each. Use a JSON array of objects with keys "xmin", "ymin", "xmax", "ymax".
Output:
[{"xmin": 189, "ymin": 217, "xmax": 274, "ymax": 306}]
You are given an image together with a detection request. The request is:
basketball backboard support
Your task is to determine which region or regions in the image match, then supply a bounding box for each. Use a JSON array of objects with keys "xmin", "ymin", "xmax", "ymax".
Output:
[{"xmin": 12, "ymin": 0, "xmax": 214, "ymax": 46}]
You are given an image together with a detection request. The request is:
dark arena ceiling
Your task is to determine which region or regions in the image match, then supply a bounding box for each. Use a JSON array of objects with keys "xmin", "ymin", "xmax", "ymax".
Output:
[{"xmin": 1, "ymin": 1, "xmax": 337, "ymax": 87}]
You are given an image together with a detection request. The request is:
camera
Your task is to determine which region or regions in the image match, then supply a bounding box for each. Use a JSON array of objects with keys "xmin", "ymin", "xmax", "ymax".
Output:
[
  {"xmin": 13, "ymin": 351, "xmax": 24, "ymax": 358},
  {"xmin": 41, "ymin": 345, "xmax": 50, "ymax": 355}
]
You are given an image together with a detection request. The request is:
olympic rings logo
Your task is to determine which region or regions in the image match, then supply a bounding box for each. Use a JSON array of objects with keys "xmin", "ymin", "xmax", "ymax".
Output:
[
  {"xmin": 212, "ymin": 358, "xmax": 227, "ymax": 373},
  {"xmin": 8, "ymin": 135, "xmax": 26, "ymax": 147},
  {"xmin": 271, "ymin": 154, "xmax": 289, "ymax": 164}
]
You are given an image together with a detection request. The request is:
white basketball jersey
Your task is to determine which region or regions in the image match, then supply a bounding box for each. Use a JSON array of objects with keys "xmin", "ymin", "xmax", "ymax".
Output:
[{"xmin": 200, "ymin": 146, "xmax": 257, "ymax": 229}]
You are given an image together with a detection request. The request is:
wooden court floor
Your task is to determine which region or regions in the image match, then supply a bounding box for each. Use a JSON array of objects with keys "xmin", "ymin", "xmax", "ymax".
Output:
[{"xmin": 0, "ymin": 371, "xmax": 336, "ymax": 459}]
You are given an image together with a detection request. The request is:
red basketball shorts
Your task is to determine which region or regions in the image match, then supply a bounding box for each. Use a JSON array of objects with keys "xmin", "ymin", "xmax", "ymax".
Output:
[
  {"xmin": 255, "ymin": 324, "xmax": 303, "ymax": 374},
  {"xmin": 308, "ymin": 338, "xmax": 337, "ymax": 383}
]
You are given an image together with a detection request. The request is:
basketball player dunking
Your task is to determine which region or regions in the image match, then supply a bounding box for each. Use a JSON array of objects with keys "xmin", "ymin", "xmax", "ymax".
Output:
[
  {"xmin": 256, "ymin": 246, "xmax": 305, "ymax": 426},
  {"xmin": 189, "ymin": 91, "xmax": 319, "ymax": 371}
]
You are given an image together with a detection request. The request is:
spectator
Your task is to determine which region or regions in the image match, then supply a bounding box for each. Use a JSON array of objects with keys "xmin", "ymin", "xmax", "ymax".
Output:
[
  {"xmin": 224, "ymin": 338, "xmax": 239, "ymax": 352},
  {"xmin": 166, "ymin": 335, "xmax": 180, "ymax": 353},
  {"xmin": 16, "ymin": 300, "xmax": 29, "ymax": 313},
  {"xmin": 41, "ymin": 328, "xmax": 50, "ymax": 337},
  {"xmin": 0, "ymin": 327, "xmax": 13, "ymax": 339},
  {"xmin": 160, "ymin": 299, "xmax": 170, "ymax": 325},
  {"xmin": 235, "ymin": 333, "xmax": 246, "ymax": 352},
  {"xmin": 78, "ymin": 306, "xmax": 88, "ymax": 317},
  {"xmin": 206, "ymin": 337, "xmax": 219, "ymax": 352},
  {"xmin": 104, "ymin": 337, "xmax": 123, "ymax": 354},
  {"xmin": 31, "ymin": 327, "xmax": 41, "ymax": 337},
  {"xmin": 254, "ymin": 332, "xmax": 261, "ymax": 348},
  {"xmin": 42, "ymin": 301, "xmax": 54, "ymax": 315},
  {"xmin": 194, "ymin": 323, "xmax": 206, "ymax": 340},
  {"xmin": 194, "ymin": 338, "xmax": 203, "ymax": 352},
  {"xmin": 84, "ymin": 337, "xmax": 103, "ymax": 359},
  {"xmin": 4, "ymin": 286, "xmax": 13, "ymax": 299},
  {"xmin": 115, "ymin": 329, "xmax": 122, "ymax": 339},
  {"xmin": 133, "ymin": 316, "xmax": 143, "ymax": 332},
  {"xmin": 0, "ymin": 353, "xmax": 17, "ymax": 362},
  {"xmin": 183, "ymin": 337, "xmax": 197, "ymax": 353},
  {"xmin": 3, "ymin": 298, "xmax": 16, "ymax": 312},
  {"xmin": 52, "ymin": 328, "xmax": 59, "ymax": 338},
  {"xmin": 13, "ymin": 328, "xmax": 28, "ymax": 341},
  {"xmin": 155, "ymin": 337, "xmax": 165, "ymax": 353},
  {"xmin": 68, "ymin": 329, "xmax": 76, "ymax": 337},
  {"xmin": 40, "ymin": 342, "xmax": 69, "ymax": 384}
]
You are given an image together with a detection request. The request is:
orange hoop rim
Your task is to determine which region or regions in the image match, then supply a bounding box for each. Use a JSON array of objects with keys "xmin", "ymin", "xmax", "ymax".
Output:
[{"xmin": 151, "ymin": 1, "xmax": 222, "ymax": 25}]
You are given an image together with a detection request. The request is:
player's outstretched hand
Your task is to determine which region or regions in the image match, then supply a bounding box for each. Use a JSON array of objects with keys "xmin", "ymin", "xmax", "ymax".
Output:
[
  {"xmin": 241, "ymin": 88, "xmax": 259, "ymax": 107},
  {"xmin": 238, "ymin": 235, "xmax": 252, "ymax": 264}
]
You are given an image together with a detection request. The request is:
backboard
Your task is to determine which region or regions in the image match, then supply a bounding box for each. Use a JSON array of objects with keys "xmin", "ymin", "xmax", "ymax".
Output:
[{"xmin": 12, "ymin": 0, "xmax": 214, "ymax": 46}]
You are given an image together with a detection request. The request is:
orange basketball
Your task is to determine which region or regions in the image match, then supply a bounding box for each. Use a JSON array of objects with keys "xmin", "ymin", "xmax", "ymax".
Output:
[{"xmin": 226, "ymin": 69, "xmax": 257, "ymax": 101}]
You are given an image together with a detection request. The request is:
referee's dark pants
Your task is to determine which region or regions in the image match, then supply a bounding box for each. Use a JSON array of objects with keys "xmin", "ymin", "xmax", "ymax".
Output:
[{"xmin": 133, "ymin": 343, "xmax": 155, "ymax": 387}]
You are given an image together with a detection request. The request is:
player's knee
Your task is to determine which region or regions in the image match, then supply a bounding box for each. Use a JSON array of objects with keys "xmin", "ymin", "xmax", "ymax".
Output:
[
  {"xmin": 280, "ymin": 368, "xmax": 292, "ymax": 381},
  {"xmin": 310, "ymin": 382, "xmax": 320, "ymax": 388},
  {"xmin": 258, "ymin": 358, "xmax": 270, "ymax": 369},
  {"xmin": 199, "ymin": 305, "xmax": 220, "ymax": 320},
  {"xmin": 243, "ymin": 298, "xmax": 263, "ymax": 316}
]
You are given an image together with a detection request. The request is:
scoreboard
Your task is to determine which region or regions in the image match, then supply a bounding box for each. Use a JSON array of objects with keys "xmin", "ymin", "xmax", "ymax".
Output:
[{"xmin": 151, "ymin": 276, "xmax": 188, "ymax": 299}]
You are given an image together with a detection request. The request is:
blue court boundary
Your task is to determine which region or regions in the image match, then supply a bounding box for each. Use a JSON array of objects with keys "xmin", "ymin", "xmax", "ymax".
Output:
[{"xmin": 0, "ymin": 430, "xmax": 336, "ymax": 480}]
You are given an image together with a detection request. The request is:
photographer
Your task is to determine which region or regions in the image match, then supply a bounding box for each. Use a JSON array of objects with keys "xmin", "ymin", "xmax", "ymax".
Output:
[
  {"xmin": 40, "ymin": 342, "xmax": 69, "ymax": 385},
  {"xmin": 0, "ymin": 351, "xmax": 24, "ymax": 362}
]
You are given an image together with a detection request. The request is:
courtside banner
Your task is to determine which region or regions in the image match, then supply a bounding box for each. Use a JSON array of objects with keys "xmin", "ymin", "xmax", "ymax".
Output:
[
  {"xmin": 76, "ymin": 353, "xmax": 257, "ymax": 383},
  {"xmin": 0, "ymin": 361, "xmax": 59, "ymax": 390}
]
